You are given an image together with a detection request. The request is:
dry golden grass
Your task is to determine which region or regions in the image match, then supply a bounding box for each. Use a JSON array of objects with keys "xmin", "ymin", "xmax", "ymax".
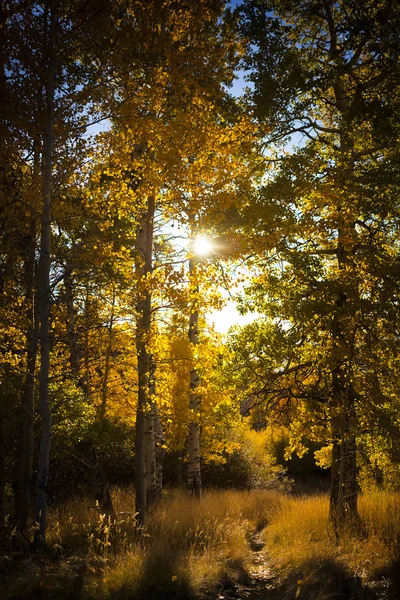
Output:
[
  {"xmin": 4, "ymin": 488, "xmax": 400, "ymax": 599},
  {"xmin": 263, "ymin": 491, "xmax": 400, "ymax": 598},
  {"xmin": 264, "ymin": 494, "xmax": 333, "ymax": 567},
  {"xmin": 43, "ymin": 488, "xmax": 283, "ymax": 599}
]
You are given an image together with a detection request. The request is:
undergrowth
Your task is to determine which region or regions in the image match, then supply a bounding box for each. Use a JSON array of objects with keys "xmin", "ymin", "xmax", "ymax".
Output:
[
  {"xmin": 2, "ymin": 489, "xmax": 400, "ymax": 599},
  {"xmin": 263, "ymin": 491, "xmax": 400, "ymax": 598},
  {"xmin": 1, "ymin": 488, "xmax": 282, "ymax": 599}
]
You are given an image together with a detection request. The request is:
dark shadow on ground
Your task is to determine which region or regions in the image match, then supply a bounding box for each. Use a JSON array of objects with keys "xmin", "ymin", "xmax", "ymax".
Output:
[
  {"xmin": 206, "ymin": 556, "xmax": 383, "ymax": 600},
  {"xmin": 264, "ymin": 557, "xmax": 379, "ymax": 600},
  {"xmin": 0, "ymin": 548, "xmax": 393, "ymax": 600},
  {"xmin": 373, "ymin": 550, "xmax": 400, "ymax": 600},
  {"xmin": 0, "ymin": 554, "xmax": 87, "ymax": 600}
]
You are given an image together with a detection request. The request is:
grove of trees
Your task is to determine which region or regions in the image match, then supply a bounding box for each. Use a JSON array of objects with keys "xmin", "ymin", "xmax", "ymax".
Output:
[{"xmin": 1, "ymin": 0, "xmax": 400, "ymax": 546}]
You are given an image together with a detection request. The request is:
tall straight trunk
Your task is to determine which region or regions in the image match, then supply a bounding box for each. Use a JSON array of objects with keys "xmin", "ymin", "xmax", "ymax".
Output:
[
  {"xmin": 0, "ymin": 384, "xmax": 5, "ymax": 543},
  {"xmin": 16, "ymin": 213, "xmax": 38, "ymax": 530},
  {"xmin": 330, "ymin": 435, "xmax": 358, "ymax": 531},
  {"xmin": 0, "ymin": 1, "xmax": 10, "ymax": 542},
  {"xmin": 328, "ymin": 330, "xmax": 359, "ymax": 521},
  {"xmin": 153, "ymin": 401, "xmax": 164, "ymax": 500},
  {"xmin": 100, "ymin": 286, "xmax": 116, "ymax": 419},
  {"xmin": 145, "ymin": 356, "xmax": 159, "ymax": 506},
  {"xmin": 327, "ymin": 68, "xmax": 359, "ymax": 534},
  {"xmin": 329, "ymin": 239, "xmax": 359, "ymax": 533},
  {"xmin": 187, "ymin": 258, "xmax": 202, "ymax": 498},
  {"xmin": 144, "ymin": 410, "xmax": 156, "ymax": 506},
  {"xmin": 329, "ymin": 379, "xmax": 359, "ymax": 534},
  {"xmin": 34, "ymin": 1, "xmax": 56, "ymax": 545},
  {"xmin": 144, "ymin": 403, "xmax": 164, "ymax": 505},
  {"xmin": 135, "ymin": 195, "xmax": 155, "ymax": 526}
]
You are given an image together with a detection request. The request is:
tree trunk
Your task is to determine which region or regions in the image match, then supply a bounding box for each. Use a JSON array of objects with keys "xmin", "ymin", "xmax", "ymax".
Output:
[
  {"xmin": 0, "ymin": 1, "xmax": 11, "ymax": 544},
  {"xmin": 328, "ymin": 66, "xmax": 359, "ymax": 534},
  {"xmin": 0, "ymin": 384, "xmax": 5, "ymax": 544},
  {"xmin": 328, "ymin": 223, "xmax": 359, "ymax": 534},
  {"xmin": 153, "ymin": 401, "xmax": 164, "ymax": 501},
  {"xmin": 144, "ymin": 410, "xmax": 156, "ymax": 506},
  {"xmin": 16, "ymin": 214, "xmax": 38, "ymax": 530},
  {"xmin": 145, "ymin": 357, "xmax": 161, "ymax": 507},
  {"xmin": 329, "ymin": 281, "xmax": 359, "ymax": 534},
  {"xmin": 329, "ymin": 386, "xmax": 359, "ymax": 535},
  {"xmin": 34, "ymin": 1, "xmax": 56, "ymax": 545},
  {"xmin": 135, "ymin": 195, "xmax": 155, "ymax": 526},
  {"xmin": 187, "ymin": 258, "xmax": 202, "ymax": 498}
]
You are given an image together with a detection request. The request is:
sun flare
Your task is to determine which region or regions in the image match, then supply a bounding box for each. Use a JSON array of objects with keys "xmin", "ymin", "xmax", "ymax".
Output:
[{"xmin": 193, "ymin": 235, "xmax": 213, "ymax": 256}]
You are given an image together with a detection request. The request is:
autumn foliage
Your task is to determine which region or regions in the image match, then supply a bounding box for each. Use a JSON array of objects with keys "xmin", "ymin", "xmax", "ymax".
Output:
[{"xmin": 1, "ymin": 2, "xmax": 400, "ymax": 598}]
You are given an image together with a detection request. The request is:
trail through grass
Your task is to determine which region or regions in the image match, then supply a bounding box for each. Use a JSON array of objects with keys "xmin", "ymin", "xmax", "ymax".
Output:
[{"xmin": 2, "ymin": 489, "xmax": 400, "ymax": 599}]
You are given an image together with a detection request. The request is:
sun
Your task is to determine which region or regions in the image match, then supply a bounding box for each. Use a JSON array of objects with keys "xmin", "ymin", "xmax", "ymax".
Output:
[{"xmin": 193, "ymin": 235, "xmax": 213, "ymax": 256}]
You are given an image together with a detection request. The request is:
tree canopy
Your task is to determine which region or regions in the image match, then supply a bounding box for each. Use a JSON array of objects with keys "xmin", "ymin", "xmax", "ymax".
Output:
[{"xmin": 1, "ymin": 0, "xmax": 400, "ymax": 543}]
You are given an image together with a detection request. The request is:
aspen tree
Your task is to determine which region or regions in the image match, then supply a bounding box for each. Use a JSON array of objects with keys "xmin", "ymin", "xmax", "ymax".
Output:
[
  {"xmin": 187, "ymin": 254, "xmax": 202, "ymax": 497},
  {"xmin": 145, "ymin": 356, "xmax": 159, "ymax": 506},
  {"xmin": 94, "ymin": 0, "xmax": 254, "ymax": 523}
]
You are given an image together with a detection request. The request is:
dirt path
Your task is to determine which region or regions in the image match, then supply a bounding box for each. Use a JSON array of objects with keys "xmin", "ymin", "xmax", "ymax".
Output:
[
  {"xmin": 212, "ymin": 531, "xmax": 390, "ymax": 600},
  {"xmin": 211, "ymin": 531, "xmax": 278, "ymax": 600}
]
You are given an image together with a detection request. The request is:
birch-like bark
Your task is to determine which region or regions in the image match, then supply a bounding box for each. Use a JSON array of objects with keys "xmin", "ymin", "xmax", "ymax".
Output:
[
  {"xmin": 145, "ymin": 356, "xmax": 158, "ymax": 506},
  {"xmin": 187, "ymin": 257, "xmax": 202, "ymax": 498},
  {"xmin": 135, "ymin": 195, "xmax": 154, "ymax": 526},
  {"xmin": 144, "ymin": 410, "xmax": 156, "ymax": 506},
  {"xmin": 145, "ymin": 356, "xmax": 162, "ymax": 506},
  {"xmin": 153, "ymin": 401, "xmax": 164, "ymax": 500},
  {"xmin": 34, "ymin": 1, "xmax": 56, "ymax": 544}
]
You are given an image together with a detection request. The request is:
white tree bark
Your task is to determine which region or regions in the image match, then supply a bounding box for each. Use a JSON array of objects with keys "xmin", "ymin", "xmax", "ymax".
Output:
[
  {"xmin": 144, "ymin": 410, "xmax": 156, "ymax": 505},
  {"xmin": 153, "ymin": 401, "xmax": 164, "ymax": 500},
  {"xmin": 145, "ymin": 354, "xmax": 157, "ymax": 505},
  {"xmin": 187, "ymin": 258, "xmax": 202, "ymax": 497}
]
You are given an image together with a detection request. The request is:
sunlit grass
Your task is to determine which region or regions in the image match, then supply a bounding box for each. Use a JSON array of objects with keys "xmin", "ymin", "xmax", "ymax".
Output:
[
  {"xmin": 263, "ymin": 491, "xmax": 400, "ymax": 598},
  {"xmin": 4, "ymin": 488, "xmax": 400, "ymax": 599},
  {"xmin": 44, "ymin": 488, "xmax": 283, "ymax": 599}
]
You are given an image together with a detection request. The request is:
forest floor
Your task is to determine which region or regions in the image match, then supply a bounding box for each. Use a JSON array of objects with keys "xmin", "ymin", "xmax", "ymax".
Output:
[
  {"xmin": 1, "ymin": 489, "xmax": 400, "ymax": 599},
  {"xmin": 204, "ymin": 531, "xmax": 278, "ymax": 599}
]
